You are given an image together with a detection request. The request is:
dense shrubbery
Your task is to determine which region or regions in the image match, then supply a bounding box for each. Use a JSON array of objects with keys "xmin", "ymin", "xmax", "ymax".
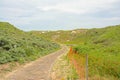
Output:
[{"xmin": 0, "ymin": 22, "xmax": 60, "ymax": 64}]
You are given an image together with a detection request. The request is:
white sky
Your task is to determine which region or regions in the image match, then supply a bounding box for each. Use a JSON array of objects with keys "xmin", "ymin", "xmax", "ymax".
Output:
[{"xmin": 0, "ymin": 0, "xmax": 120, "ymax": 31}]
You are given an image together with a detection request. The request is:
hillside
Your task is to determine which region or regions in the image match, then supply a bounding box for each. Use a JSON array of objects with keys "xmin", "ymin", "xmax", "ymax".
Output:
[
  {"xmin": 34, "ymin": 25, "xmax": 120, "ymax": 45},
  {"xmin": 68, "ymin": 25, "xmax": 120, "ymax": 80},
  {"xmin": 30, "ymin": 29, "xmax": 87, "ymax": 44},
  {"xmin": 1, "ymin": 22, "xmax": 119, "ymax": 79},
  {"xmin": 34, "ymin": 25, "xmax": 120, "ymax": 79},
  {"xmin": 0, "ymin": 22, "xmax": 60, "ymax": 64}
]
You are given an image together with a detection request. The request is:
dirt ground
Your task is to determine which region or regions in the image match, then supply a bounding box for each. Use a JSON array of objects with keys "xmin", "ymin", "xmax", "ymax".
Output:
[{"xmin": 2, "ymin": 46, "xmax": 69, "ymax": 80}]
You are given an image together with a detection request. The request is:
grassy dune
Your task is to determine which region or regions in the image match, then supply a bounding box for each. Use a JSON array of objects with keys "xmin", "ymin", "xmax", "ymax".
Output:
[
  {"xmin": 0, "ymin": 22, "xmax": 60, "ymax": 64},
  {"xmin": 31, "ymin": 29, "xmax": 87, "ymax": 44},
  {"xmin": 38, "ymin": 25, "xmax": 120, "ymax": 79},
  {"xmin": 71, "ymin": 25, "xmax": 120, "ymax": 79}
]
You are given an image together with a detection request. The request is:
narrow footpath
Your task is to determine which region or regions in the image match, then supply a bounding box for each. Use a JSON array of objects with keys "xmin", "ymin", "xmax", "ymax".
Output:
[{"xmin": 4, "ymin": 46, "xmax": 69, "ymax": 80}]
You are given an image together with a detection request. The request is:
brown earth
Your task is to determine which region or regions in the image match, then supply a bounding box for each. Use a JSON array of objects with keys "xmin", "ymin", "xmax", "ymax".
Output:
[{"xmin": 2, "ymin": 46, "xmax": 68, "ymax": 80}]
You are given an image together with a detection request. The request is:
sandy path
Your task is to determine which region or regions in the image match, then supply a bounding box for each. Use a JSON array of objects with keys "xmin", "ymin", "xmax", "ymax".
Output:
[{"xmin": 4, "ymin": 46, "xmax": 69, "ymax": 80}]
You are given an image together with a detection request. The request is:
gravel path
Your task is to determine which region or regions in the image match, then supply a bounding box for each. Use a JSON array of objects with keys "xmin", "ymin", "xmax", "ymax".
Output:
[{"xmin": 4, "ymin": 46, "xmax": 69, "ymax": 80}]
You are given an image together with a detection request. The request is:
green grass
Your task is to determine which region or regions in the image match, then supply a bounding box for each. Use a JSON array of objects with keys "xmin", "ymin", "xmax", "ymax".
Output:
[
  {"xmin": 31, "ymin": 29, "xmax": 87, "ymax": 44},
  {"xmin": 37, "ymin": 24, "xmax": 120, "ymax": 79},
  {"xmin": 0, "ymin": 22, "xmax": 60, "ymax": 64},
  {"xmin": 72, "ymin": 25, "xmax": 120, "ymax": 79}
]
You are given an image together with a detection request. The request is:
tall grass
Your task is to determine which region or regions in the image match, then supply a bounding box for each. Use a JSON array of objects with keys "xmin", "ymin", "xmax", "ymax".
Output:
[{"xmin": 69, "ymin": 25, "xmax": 120, "ymax": 79}]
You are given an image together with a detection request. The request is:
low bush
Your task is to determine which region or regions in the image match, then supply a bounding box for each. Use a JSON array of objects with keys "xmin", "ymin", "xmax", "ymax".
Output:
[{"xmin": 0, "ymin": 22, "xmax": 60, "ymax": 64}]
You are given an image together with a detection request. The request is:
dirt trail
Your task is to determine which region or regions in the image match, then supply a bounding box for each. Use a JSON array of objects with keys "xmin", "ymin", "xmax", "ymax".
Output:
[{"xmin": 4, "ymin": 46, "xmax": 69, "ymax": 80}]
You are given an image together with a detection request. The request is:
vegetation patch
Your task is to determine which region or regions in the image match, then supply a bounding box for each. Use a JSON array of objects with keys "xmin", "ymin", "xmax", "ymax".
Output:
[
  {"xmin": 0, "ymin": 22, "xmax": 60, "ymax": 76},
  {"xmin": 40, "ymin": 24, "xmax": 120, "ymax": 80},
  {"xmin": 50, "ymin": 53, "xmax": 79, "ymax": 80},
  {"xmin": 70, "ymin": 25, "xmax": 120, "ymax": 80}
]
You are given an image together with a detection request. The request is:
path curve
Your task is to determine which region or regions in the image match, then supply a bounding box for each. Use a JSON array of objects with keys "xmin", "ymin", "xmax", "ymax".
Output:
[{"xmin": 5, "ymin": 46, "xmax": 69, "ymax": 80}]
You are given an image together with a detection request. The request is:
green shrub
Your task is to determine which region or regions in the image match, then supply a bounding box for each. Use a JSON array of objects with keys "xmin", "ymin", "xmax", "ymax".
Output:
[{"xmin": 0, "ymin": 22, "xmax": 60, "ymax": 64}]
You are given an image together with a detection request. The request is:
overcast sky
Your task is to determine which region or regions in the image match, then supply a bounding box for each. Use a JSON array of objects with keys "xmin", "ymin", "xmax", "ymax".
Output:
[{"xmin": 0, "ymin": 0, "xmax": 120, "ymax": 31}]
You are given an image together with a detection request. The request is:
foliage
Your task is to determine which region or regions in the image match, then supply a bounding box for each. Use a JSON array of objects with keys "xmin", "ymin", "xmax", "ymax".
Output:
[
  {"xmin": 33, "ymin": 24, "xmax": 120, "ymax": 79},
  {"xmin": 72, "ymin": 25, "xmax": 120, "ymax": 79},
  {"xmin": 31, "ymin": 29, "xmax": 87, "ymax": 44},
  {"xmin": 0, "ymin": 22, "xmax": 60, "ymax": 64}
]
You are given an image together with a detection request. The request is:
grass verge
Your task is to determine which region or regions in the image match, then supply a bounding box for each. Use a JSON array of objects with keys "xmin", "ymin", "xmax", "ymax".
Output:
[{"xmin": 50, "ymin": 53, "xmax": 79, "ymax": 80}]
